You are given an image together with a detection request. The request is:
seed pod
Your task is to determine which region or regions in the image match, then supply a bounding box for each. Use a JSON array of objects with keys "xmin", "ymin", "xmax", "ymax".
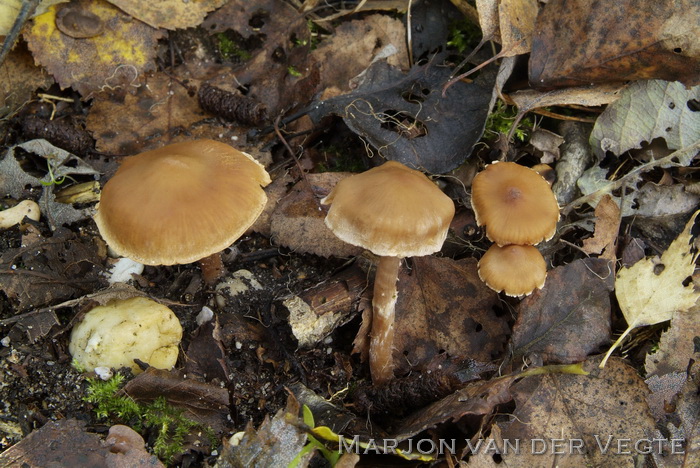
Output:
[
  {"xmin": 21, "ymin": 116, "xmax": 94, "ymax": 156},
  {"xmin": 198, "ymin": 83, "xmax": 268, "ymax": 126}
]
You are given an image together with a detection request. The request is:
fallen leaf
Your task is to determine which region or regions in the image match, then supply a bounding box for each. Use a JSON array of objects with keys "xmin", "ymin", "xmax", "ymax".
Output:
[
  {"xmin": 581, "ymin": 194, "xmax": 621, "ymax": 260},
  {"xmin": 394, "ymin": 257, "xmax": 507, "ymax": 373},
  {"xmin": 498, "ymin": 357, "xmax": 655, "ymax": 467},
  {"xmin": 24, "ymin": 0, "xmax": 163, "ymax": 97},
  {"xmin": 645, "ymin": 304, "xmax": 700, "ymax": 377},
  {"xmin": 310, "ymin": 59, "xmax": 495, "ymax": 173},
  {"xmin": 106, "ymin": 0, "xmax": 226, "ymax": 30},
  {"xmin": 215, "ymin": 393, "xmax": 313, "ymax": 468},
  {"xmin": 309, "ymin": 14, "xmax": 409, "ymax": 97},
  {"xmin": 512, "ymin": 258, "xmax": 614, "ymax": 364},
  {"xmin": 529, "ymin": 0, "xmax": 700, "ymax": 88},
  {"xmin": 0, "ymin": 226, "xmax": 106, "ymax": 312},
  {"xmin": 0, "ymin": 44, "xmax": 54, "ymax": 118},
  {"xmin": 269, "ymin": 173, "xmax": 363, "ymax": 258},
  {"xmin": 498, "ymin": 0, "xmax": 537, "ymax": 56},
  {"xmin": 507, "ymin": 82, "xmax": 624, "ymax": 115},
  {"xmin": 600, "ymin": 210, "xmax": 700, "ymax": 367},
  {"xmin": 0, "ymin": 419, "xmax": 107, "ymax": 467},
  {"xmin": 590, "ymin": 80, "xmax": 700, "ymax": 160}
]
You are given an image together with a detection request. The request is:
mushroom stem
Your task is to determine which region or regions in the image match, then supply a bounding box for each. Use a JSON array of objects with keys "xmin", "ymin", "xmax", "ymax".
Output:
[
  {"xmin": 370, "ymin": 255, "xmax": 401, "ymax": 385},
  {"xmin": 199, "ymin": 252, "xmax": 225, "ymax": 285}
]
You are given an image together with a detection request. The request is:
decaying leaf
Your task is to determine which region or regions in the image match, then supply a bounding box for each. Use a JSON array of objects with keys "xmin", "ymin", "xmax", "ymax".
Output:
[
  {"xmin": 0, "ymin": 45, "xmax": 54, "ymax": 118},
  {"xmin": 498, "ymin": 0, "xmax": 537, "ymax": 56},
  {"xmin": 0, "ymin": 226, "xmax": 106, "ymax": 313},
  {"xmin": 512, "ymin": 258, "xmax": 614, "ymax": 364},
  {"xmin": 645, "ymin": 303, "xmax": 700, "ymax": 377},
  {"xmin": 581, "ymin": 194, "xmax": 621, "ymax": 260},
  {"xmin": 590, "ymin": 80, "xmax": 700, "ymax": 160},
  {"xmin": 24, "ymin": 0, "xmax": 163, "ymax": 97},
  {"xmin": 106, "ymin": 0, "xmax": 226, "ymax": 30},
  {"xmin": 269, "ymin": 173, "xmax": 363, "ymax": 258},
  {"xmin": 498, "ymin": 357, "xmax": 655, "ymax": 467},
  {"xmin": 600, "ymin": 210, "xmax": 700, "ymax": 367},
  {"xmin": 393, "ymin": 257, "xmax": 507, "ymax": 373},
  {"xmin": 507, "ymin": 82, "xmax": 624, "ymax": 116},
  {"xmin": 215, "ymin": 393, "xmax": 313, "ymax": 468},
  {"xmin": 310, "ymin": 59, "xmax": 495, "ymax": 173},
  {"xmin": 530, "ymin": 0, "xmax": 700, "ymax": 88}
]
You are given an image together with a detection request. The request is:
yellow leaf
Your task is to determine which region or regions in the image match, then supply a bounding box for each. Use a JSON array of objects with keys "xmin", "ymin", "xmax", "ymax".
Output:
[{"xmin": 600, "ymin": 209, "xmax": 700, "ymax": 367}]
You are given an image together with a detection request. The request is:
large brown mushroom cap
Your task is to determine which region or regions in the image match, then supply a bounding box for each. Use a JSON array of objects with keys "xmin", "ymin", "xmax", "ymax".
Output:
[
  {"xmin": 94, "ymin": 140, "xmax": 271, "ymax": 265},
  {"xmin": 321, "ymin": 161, "xmax": 455, "ymax": 257},
  {"xmin": 477, "ymin": 244, "xmax": 547, "ymax": 297},
  {"xmin": 471, "ymin": 161, "xmax": 559, "ymax": 246}
]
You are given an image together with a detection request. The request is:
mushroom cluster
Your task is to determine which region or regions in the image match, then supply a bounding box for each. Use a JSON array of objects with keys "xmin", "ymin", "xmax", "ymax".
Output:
[
  {"xmin": 322, "ymin": 161, "xmax": 455, "ymax": 384},
  {"xmin": 471, "ymin": 161, "xmax": 559, "ymax": 296},
  {"xmin": 94, "ymin": 139, "xmax": 271, "ymax": 284}
]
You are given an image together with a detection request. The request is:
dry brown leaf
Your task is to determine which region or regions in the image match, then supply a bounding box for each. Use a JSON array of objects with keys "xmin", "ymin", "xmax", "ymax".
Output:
[
  {"xmin": 507, "ymin": 83, "xmax": 624, "ymax": 114},
  {"xmin": 106, "ymin": 0, "xmax": 226, "ymax": 30},
  {"xmin": 530, "ymin": 0, "xmax": 700, "ymax": 88},
  {"xmin": 512, "ymin": 258, "xmax": 614, "ymax": 365},
  {"xmin": 0, "ymin": 45, "xmax": 54, "ymax": 118},
  {"xmin": 498, "ymin": 357, "xmax": 655, "ymax": 467},
  {"xmin": 474, "ymin": 0, "xmax": 500, "ymax": 41},
  {"xmin": 87, "ymin": 64, "xmax": 243, "ymax": 155},
  {"xmin": 269, "ymin": 173, "xmax": 363, "ymax": 258},
  {"xmin": 24, "ymin": 0, "xmax": 163, "ymax": 97},
  {"xmin": 309, "ymin": 14, "xmax": 409, "ymax": 97},
  {"xmin": 498, "ymin": 0, "xmax": 537, "ymax": 56},
  {"xmin": 393, "ymin": 257, "xmax": 507, "ymax": 373},
  {"xmin": 645, "ymin": 304, "xmax": 700, "ymax": 377},
  {"xmin": 581, "ymin": 194, "xmax": 621, "ymax": 260}
]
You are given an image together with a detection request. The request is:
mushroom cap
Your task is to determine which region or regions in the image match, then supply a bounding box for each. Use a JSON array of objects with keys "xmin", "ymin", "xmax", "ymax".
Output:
[
  {"xmin": 94, "ymin": 140, "xmax": 271, "ymax": 265},
  {"xmin": 321, "ymin": 161, "xmax": 455, "ymax": 257},
  {"xmin": 477, "ymin": 244, "xmax": 547, "ymax": 297},
  {"xmin": 471, "ymin": 161, "xmax": 559, "ymax": 246}
]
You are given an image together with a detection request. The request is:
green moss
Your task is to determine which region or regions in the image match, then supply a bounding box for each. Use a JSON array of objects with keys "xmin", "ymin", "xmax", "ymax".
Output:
[
  {"xmin": 316, "ymin": 144, "xmax": 365, "ymax": 173},
  {"xmin": 216, "ymin": 32, "xmax": 252, "ymax": 61},
  {"xmin": 484, "ymin": 100, "xmax": 534, "ymax": 142},
  {"xmin": 447, "ymin": 18, "xmax": 482, "ymax": 53},
  {"xmin": 84, "ymin": 373, "xmax": 216, "ymax": 464}
]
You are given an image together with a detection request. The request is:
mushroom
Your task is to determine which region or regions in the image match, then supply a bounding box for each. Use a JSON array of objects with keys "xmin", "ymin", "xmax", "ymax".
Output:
[
  {"xmin": 471, "ymin": 161, "xmax": 559, "ymax": 246},
  {"xmin": 477, "ymin": 244, "xmax": 547, "ymax": 297},
  {"xmin": 94, "ymin": 140, "xmax": 271, "ymax": 284},
  {"xmin": 321, "ymin": 161, "xmax": 455, "ymax": 384}
]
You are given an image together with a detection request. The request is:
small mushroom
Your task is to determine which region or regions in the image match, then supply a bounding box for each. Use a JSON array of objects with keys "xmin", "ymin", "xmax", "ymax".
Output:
[
  {"xmin": 477, "ymin": 244, "xmax": 547, "ymax": 297},
  {"xmin": 322, "ymin": 161, "xmax": 455, "ymax": 384},
  {"xmin": 94, "ymin": 140, "xmax": 271, "ymax": 284},
  {"xmin": 471, "ymin": 161, "xmax": 559, "ymax": 246}
]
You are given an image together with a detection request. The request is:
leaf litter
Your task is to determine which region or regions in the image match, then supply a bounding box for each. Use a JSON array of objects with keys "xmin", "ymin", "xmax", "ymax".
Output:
[{"xmin": 2, "ymin": 0, "xmax": 700, "ymax": 466}]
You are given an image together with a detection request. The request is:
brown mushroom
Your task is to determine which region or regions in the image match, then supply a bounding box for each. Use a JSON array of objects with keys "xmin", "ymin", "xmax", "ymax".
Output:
[
  {"xmin": 477, "ymin": 244, "xmax": 547, "ymax": 297},
  {"xmin": 94, "ymin": 140, "xmax": 271, "ymax": 283},
  {"xmin": 321, "ymin": 161, "xmax": 455, "ymax": 384},
  {"xmin": 471, "ymin": 161, "xmax": 559, "ymax": 246}
]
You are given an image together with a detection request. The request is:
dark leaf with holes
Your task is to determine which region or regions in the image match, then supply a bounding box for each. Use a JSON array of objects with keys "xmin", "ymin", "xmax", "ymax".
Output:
[
  {"xmin": 308, "ymin": 59, "xmax": 495, "ymax": 173},
  {"xmin": 393, "ymin": 257, "xmax": 508, "ymax": 374},
  {"xmin": 512, "ymin": 258, "xmax": 614, "ymax": 364},
  {"xmin": 530, "ymin": 0, "xmax": 700, "ymax": 88}
]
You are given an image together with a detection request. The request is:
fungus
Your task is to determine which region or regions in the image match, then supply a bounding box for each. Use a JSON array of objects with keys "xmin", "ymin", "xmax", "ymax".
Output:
[
  {"xmin": 94, "ymin": 140, "xmax": 271, "ymax": 284},
  {"xmin": 477, "ymin": 244, "xmax": 547, "ymax": 297},
  {"xmin": 69, "ymin": 297, "xmax": 182, "ymax": 373},
  {"xmin": 471, "ymin": 161, "xmax": 559, "ymax": 246},
  {"xmin": 321, "ymin": 161, "xmax": 455, "ymax": 384},
  {"xmin": 0, "ymin": 200, "xmax": 40, "ymax": 229}
]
